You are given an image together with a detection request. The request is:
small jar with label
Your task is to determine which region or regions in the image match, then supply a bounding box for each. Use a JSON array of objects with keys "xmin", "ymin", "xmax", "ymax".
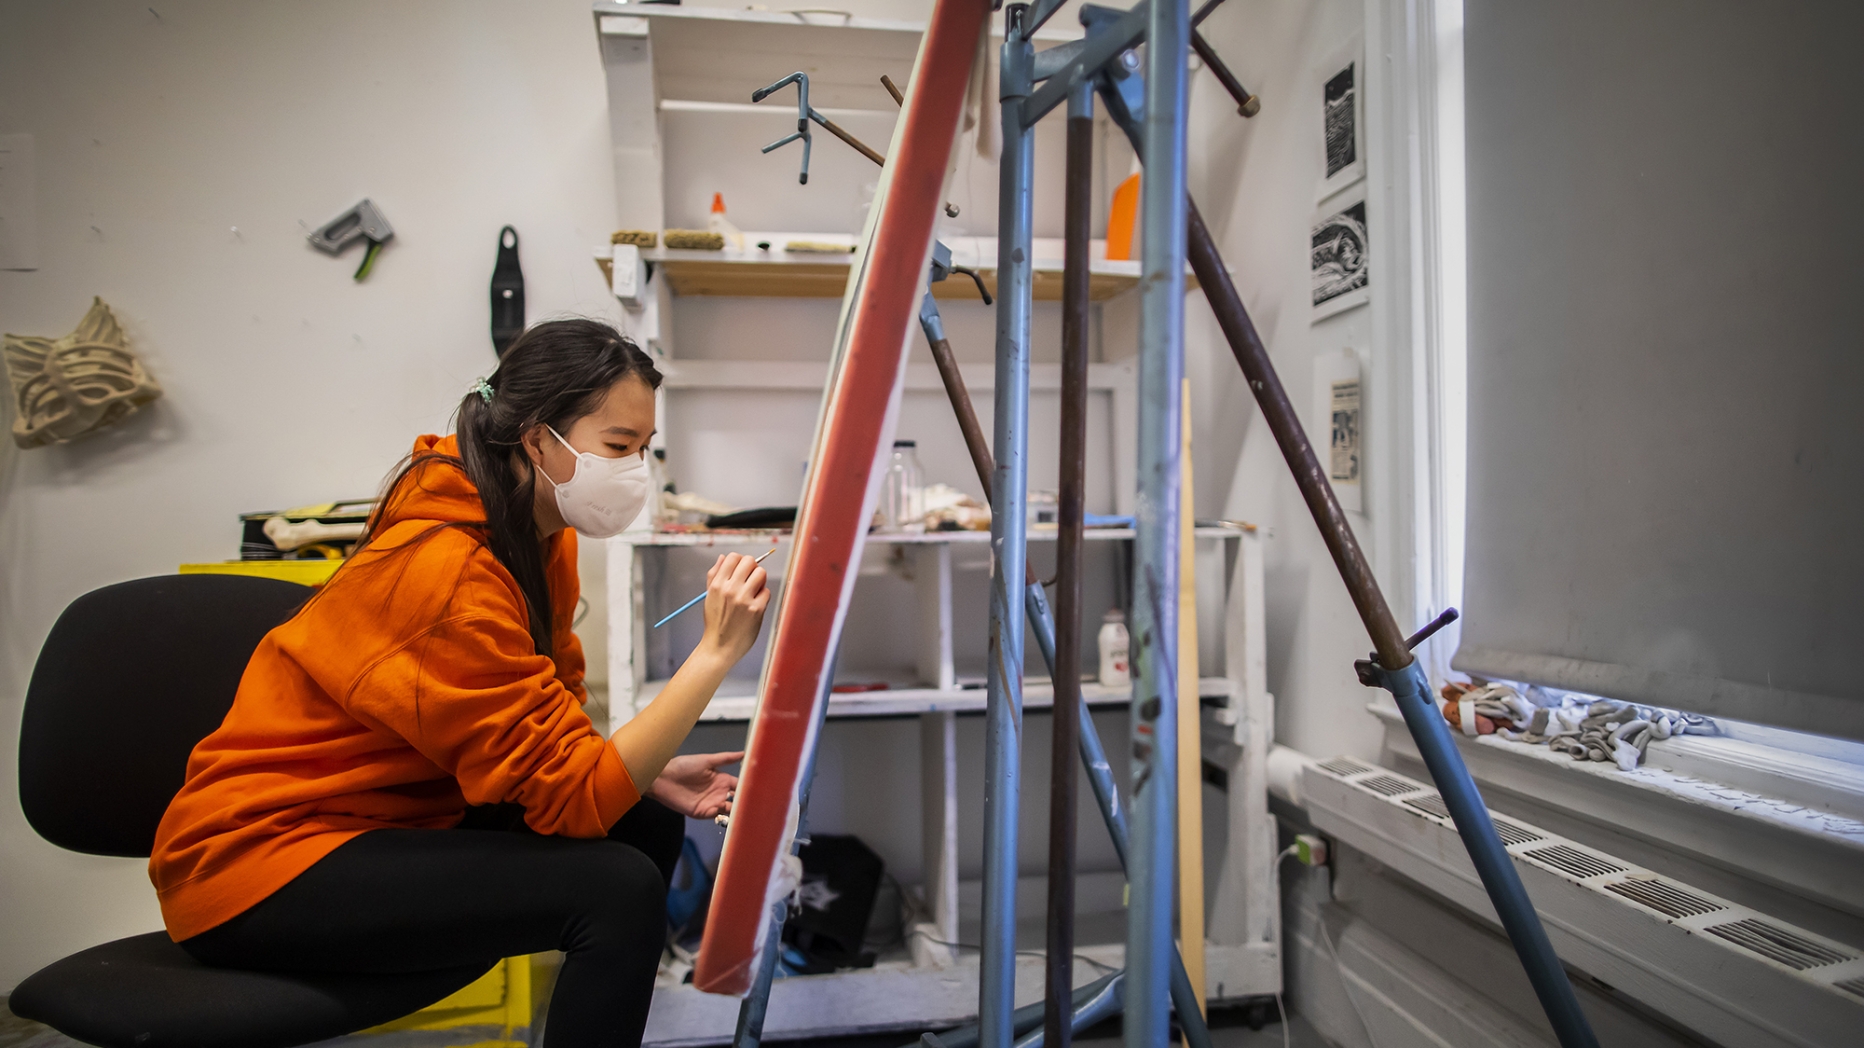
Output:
[{"xmin": 1097, "ymin": 608, "xmax": 1130, "ymax": 688}]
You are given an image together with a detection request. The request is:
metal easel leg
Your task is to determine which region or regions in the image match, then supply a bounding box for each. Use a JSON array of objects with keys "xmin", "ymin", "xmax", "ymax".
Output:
[
  {"xmin": 730, "ymin": 646, "xmax": 843, "ymax": 1048},
  {"xmin": 917, "ymin": 251, "xmax": 1213, "ymax": 1048},
  {"xmin": 1180, "ymin": 198, "xmax": 1599, "ymax": 1046},
  {"xmin": 1126, "ymin": 0, "xmax": 1191, "ymax": 1042},
  {"xmin": 1043, "ymin": 68, "xmax": 1095, "ymax": 1048},
  {"xmin": 981, "ymin": 9, "xmax": 1038, "ymax": 1048},
  {"xmin": 730, "ymin": 899, "xmax": 788, "ymax": 1048},
  {"xmin": 1085, "ymin": 33, "xmax": 1599, "ymax": 1043}
]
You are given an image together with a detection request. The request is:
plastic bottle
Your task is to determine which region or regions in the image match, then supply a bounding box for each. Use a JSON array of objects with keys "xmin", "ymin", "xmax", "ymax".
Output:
[
  {"xmin": 880, "ymin": 440, "xmax": 925, "ymax": 532},
  {"xmin": 1097, "ymin": 608, "xmax": 1130, "ymax": 688},
  {"xmin": 708, "ymin": 192, "xmax": 745, "ymax": 252}
]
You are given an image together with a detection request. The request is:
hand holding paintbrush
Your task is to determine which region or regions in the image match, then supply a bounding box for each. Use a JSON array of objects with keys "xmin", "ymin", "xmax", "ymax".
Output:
[{"xmin": 654, "ymin": 547, "xmax": 778, "ymax": 629}]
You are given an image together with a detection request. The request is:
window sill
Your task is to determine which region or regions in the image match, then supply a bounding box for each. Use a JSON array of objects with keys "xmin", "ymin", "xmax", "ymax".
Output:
[{"xmin": 1369, "ymin": 700, "xmax": 1864, "ymax": 945}]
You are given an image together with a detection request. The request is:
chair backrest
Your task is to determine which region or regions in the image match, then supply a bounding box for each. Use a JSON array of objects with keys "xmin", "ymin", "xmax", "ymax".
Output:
[{"xmin": 18, "ymin": 574, "xmax": 311, "ymax": 857}]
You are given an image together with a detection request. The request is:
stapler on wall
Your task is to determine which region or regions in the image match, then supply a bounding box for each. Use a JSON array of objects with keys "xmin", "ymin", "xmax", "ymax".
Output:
[{"xmin": 307, "ymin": 199, "xmax": 394, "ymax": 281}]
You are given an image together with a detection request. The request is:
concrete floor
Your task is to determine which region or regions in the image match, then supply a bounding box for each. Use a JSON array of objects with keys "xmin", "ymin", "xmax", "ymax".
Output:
[
  {"xmin": 3, "ymin": 997, "xmax": 1331, "ymax": 1048},
  {"xmin": 790, "ymin": 1005, "xmax": 1330, "ymax": 1048},
  {"xmin": 794, "ymin": 1006, "xmax": 1334, "ymax": 1044}
]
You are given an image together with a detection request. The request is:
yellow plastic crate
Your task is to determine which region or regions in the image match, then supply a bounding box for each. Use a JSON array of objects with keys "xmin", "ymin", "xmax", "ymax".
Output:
[
  {"xmin": 178, "ymin": 560, "xmax": 343, "ymax": 586},
  {"xmin": 366, "ymin": 953, "xmax": 558, "ymax": 1047}
]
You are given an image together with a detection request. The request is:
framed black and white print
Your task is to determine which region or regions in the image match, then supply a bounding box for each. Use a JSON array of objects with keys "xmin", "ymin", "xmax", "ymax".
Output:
[
  {"xmin": 1316, "ymin": 36, "xmax": 1366, "ymax": 203},
  {"xmin": 1325, "ymin": 64, "xmax": 1356, "ymax": 177},
  {"xmin": 1311, "ymin": 191, "xmax": 1369, "ymax": 320}
]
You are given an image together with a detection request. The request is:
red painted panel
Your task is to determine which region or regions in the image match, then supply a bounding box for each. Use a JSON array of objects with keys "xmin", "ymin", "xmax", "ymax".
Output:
[{"xmin": 692, "ymin": 0, "xmax": 988, "ymax": 997}]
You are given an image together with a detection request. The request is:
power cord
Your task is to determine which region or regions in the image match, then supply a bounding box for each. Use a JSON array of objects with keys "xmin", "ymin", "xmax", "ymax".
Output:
[{"xmin": 1279, "ymin": 834, "xmax": 1377, "ymax": 1048}]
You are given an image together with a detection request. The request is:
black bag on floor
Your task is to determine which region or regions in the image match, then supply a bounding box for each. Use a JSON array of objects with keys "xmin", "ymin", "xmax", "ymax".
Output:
[{"xmin": 783, "ymin": 833, "xmax": 884, "ymax": 972}]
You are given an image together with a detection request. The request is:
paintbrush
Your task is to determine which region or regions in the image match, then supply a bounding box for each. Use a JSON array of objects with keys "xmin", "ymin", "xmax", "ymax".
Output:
[{"xmin": 652, "ymin": 547, "xmax": 778, "ymax": 629}]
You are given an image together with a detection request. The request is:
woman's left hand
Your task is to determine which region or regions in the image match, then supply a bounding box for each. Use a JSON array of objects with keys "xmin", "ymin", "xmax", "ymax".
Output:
[{"xmin": 648, "ymin": 751, "xmax": 743, "ymax": 819}]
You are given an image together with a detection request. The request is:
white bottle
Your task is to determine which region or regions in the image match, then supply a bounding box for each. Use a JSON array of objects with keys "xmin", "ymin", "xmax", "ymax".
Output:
[
  {"xmin": 709, "ymin": 192, "xmax": 745, "ymax": 252},
  {"xmin": 1097, "ymin": 608, "xmax": 1130, "ymax": 688}
]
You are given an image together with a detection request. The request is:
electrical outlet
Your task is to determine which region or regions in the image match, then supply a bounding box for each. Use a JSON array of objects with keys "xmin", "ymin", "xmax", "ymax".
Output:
[{"xmin": 1292, "ymin": 833, "xmax": 1329, "ymax": 867}]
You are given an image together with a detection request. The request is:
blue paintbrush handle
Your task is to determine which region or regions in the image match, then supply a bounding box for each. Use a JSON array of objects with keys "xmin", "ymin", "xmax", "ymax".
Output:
[
  {"xmin": 651, "ymin": 547, "xmax": 778, "ymax": 629},
  {"xmin": 652, "ymin": 591, "xmax": 708, "ymax": 630}
]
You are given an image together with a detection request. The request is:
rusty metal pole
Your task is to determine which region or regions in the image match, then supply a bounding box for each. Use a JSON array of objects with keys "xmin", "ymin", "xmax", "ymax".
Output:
[
  {"xmin": 1182, "ymin": 199, "xmax": 1599, "ymax": 1048},
  {"xmin": 1043, "ymin": 75, "xmax": 1095, "ymax": 1048},
  {"xmin": 1182, "ymin": 201, "xmax": 1411, "ymax": 668}
]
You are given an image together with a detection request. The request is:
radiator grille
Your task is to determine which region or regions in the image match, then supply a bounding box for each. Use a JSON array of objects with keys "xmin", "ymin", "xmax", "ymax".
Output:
[
  {"xmin": 1317, "ymin": 756, "xmax": 1373, "ymax": 777},
  {"xmin": 1523, "ymin": 844, "xmax": 1625, "ymax": 880},
  {"xmin": 1705, "ymin": 919, "xmax": 1855, "ymax": 970},
  {"xmin": 1836, "ymin": 976, "xmax": 1864, "ymax": 1000},
  {"xmin": 1358, "ymin": 774, "xmax": 1422, "ymax": 797},
  {"xmin": 1492, "ymin": 819, "xmax": 1544, "ymax": 846},
  {"xmin": 1603, "ymin": 878, "xmax": 1725, "ymax": 919},
  {"xmin": 1404, "ymin": 794, "xmax": 1452, "ymax": 819}
]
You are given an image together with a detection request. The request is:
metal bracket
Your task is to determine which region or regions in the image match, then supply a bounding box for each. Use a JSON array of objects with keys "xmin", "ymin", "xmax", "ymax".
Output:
[
  {"xmin": 753, "ymin": 72, "xmax": 818, "ymax": 184},
  {"xmin": 1354, "ymin": 607, "xmax": 1459, "ymax": 686},
  {"xmin": 753, "ymin": 71, "xmax": 891, "ymax": 185}
]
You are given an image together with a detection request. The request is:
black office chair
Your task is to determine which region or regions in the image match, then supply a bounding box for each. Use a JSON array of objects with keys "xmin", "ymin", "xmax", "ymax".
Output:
[{"xmin": 12, "ymin": 575, "xmax": 490, "ymax": 1048}]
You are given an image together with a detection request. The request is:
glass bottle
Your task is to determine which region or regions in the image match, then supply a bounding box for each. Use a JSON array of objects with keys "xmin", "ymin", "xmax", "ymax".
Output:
[{"xmin": 881, "ymin": 439, "xmax": 924, "ymax": 532}]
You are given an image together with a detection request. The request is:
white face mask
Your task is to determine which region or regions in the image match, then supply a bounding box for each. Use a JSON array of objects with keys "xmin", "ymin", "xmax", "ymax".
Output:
[{"xmin": 540, "ymin": 426, "xmax": 651, "ymax": 538}]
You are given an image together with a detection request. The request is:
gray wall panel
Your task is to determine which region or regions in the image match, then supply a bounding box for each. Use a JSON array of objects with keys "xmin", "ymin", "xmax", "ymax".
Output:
[{"xmin": 1456, "ymin": 0, "xmax": 1864, "ymax": 737}]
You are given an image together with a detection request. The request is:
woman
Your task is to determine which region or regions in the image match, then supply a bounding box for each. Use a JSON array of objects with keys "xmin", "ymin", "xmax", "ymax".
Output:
[{"xmin": 150, "ymin": 319, "xmax": 769, "ymax": 1047}]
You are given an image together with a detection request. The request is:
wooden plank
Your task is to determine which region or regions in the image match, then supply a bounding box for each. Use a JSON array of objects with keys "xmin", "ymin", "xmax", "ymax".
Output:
[
  {"xmin": 643, "ymin": 257, "xmax": 1188, "ymax": 300},
  {"xmin": 1175, "ymin": 379, "xmax": 1207, "ymax": 1032},
  {"xmin": 659, "ymin": 259, "xmax": 852, "ymax": 297}
]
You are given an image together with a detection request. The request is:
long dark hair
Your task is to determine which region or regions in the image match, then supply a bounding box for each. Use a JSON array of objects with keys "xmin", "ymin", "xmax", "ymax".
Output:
[{"xmin": 359, "ymin": 319, "xmax": 661, "ymax": 655}]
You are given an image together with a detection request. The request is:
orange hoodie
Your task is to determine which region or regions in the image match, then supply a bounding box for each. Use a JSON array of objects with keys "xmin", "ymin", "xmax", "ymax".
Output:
[{"xmin": 149, "ymin": 434, "xmax": 639, "ymax": 941}]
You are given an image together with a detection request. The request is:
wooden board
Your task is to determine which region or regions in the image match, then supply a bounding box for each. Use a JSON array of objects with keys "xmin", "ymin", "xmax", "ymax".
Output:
[
  {"xmin": 635, "ymin": 257, "xmax": 1192, "ymax": 300},
  {"xmin": 690, "ymin": 0, "xmax": 989, "ymax": 997}
]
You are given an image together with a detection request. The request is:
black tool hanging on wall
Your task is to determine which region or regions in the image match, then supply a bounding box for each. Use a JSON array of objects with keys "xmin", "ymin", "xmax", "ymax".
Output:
[{"xmin": 490, "ymin": 226, "xmax": 525, "ymax": 357}]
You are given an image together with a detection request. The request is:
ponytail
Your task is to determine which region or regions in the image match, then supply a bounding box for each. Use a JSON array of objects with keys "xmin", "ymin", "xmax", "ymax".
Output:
[{"xmin": 360, "ymin": 319, "xmax": 661, "ymax": 654}]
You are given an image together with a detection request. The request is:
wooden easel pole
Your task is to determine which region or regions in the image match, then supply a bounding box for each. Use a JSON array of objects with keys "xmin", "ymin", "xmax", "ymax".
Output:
[{"xmin": 1175, "ymin": 378, "xmax": 1206, "ymax": 1036}]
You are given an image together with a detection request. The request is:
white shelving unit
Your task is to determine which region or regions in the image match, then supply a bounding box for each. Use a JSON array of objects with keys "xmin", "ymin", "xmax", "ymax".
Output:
[
  {"xmin": 607, "ymin": 526, "xmax": 1278, "ymax": 1043},
  {"xmin": 587, "ymin": 5, "xmax": 1278, "ymax": 1041},
  {"xmin": 607, "ymin": 526, "xmax": 1242, "ymax": 723}
]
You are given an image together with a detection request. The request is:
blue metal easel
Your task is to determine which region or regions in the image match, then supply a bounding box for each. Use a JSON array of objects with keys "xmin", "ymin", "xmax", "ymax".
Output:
[{"xmin": 731, "ymin": 3, "xmax": 1601, "ymax": 1045}]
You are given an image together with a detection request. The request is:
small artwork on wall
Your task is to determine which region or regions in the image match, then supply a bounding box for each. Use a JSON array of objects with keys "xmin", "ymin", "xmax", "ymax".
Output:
[
  {"xmin": 1313, "ymin": 348, "xmax": 1363, "ymax": 513},
  {"xmin": 1325, "ymin": 64, "xmax": 1357, "ymax": 178},
  {"xmin": 1316, "ymin": 36, "xmax": 1366, "ymax": 203},
  {"xmin": 1311, "ymin": 194, "xmax": 1368, "ymax": 320}
]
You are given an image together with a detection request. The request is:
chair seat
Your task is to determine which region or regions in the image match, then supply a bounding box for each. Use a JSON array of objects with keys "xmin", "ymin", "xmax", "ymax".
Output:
[{"xmin": 10, "ymin": 932, "xmax": 493, "ymax": 1048}]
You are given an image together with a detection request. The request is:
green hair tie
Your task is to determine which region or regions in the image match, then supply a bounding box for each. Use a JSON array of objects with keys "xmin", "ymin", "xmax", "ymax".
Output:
[{"xmin": 473, "ymin": 378, "xmax": 494, "ymax": 404}]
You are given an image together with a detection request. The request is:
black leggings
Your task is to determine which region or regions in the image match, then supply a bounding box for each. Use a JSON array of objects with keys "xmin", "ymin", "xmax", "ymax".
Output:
[{"xmin": 180, "ymin": 800, "xmax": 686, "ymax": 1048}]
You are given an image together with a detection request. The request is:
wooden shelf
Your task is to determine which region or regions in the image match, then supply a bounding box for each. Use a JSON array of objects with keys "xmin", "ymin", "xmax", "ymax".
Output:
[
  {"xmin": 597, "ymin": 235, "xmax": 1199, "ymax": 302},
  {"xmin": 613, "ymin": 525, "xmax": 1252, "ymax": 547},
  {"xmin": 647, "ymin": 256, "xmax": 1167, "ymax": 301},
  {"xmin": 638, "ymin": 675, "xmax": 1237, "ymax": 722}
]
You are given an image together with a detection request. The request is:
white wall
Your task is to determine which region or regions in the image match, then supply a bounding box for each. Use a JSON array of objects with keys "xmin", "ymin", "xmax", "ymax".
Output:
[
  {"xmin": 0, "ymin": 0, "xmax": 629, "ymax": 991},
  {"xmin": 0, "ymin": 0, "xmax": 1431, "ymax": 996},
  {"xmin": 1186, "ymin": 0, "xmax": 1394, "ymax": 763}
]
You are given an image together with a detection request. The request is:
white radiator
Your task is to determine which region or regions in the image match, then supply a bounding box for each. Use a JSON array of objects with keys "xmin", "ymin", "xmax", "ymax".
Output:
[{"xmin": 1303, "ymin": 756, "xmax": 1864, "ymax": 1048}]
